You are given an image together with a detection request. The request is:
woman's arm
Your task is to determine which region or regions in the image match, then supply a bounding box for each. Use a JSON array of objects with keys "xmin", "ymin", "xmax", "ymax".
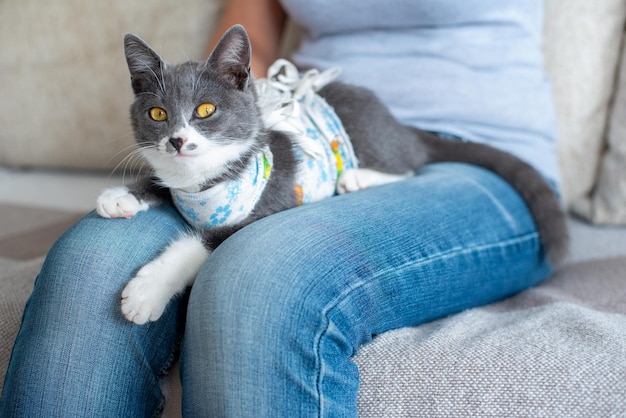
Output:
[{"xmin": 207, "ymin": 0, "xmax": 287, "ymax": 76}]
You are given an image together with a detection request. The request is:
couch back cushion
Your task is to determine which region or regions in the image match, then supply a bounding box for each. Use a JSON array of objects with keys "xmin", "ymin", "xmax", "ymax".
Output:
[{"xmin": 0, "ymin": 0, "xmax": 223, "ymax": 171}]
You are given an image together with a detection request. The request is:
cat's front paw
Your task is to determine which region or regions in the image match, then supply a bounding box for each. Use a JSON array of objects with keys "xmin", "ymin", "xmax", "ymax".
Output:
[
  {"xmin": 337, "ymin": 169, "xmax": 366, "ymax": 194},
  {"xmin": 96, "ymin": 186, "xmax": 149, "ymax": 219},
  {"xmin": 121, "ymin": 265, "xmax": 172, "ymax": 325},
  {"xmin": 337, "ymin": 168, "xmax": 412, "ymax": 194},
  {"xmin": 121, "ymin": 235, "xmax": 209, "ymax": 325}
]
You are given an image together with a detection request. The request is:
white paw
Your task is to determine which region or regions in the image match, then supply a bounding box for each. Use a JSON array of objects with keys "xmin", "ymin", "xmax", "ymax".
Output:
[
  {"xmin": 121, "ymin": 264, "xmax": 172, "ymax": 325},
  {"xmin": 96, "ymin": 186, "xmax": 149, "ymax": 219},
  {"xmin": 120, "ymin": 235, "xmax": 210, "ymax": 325},
  {"xmin": 337, "ymin": 169, "xmax": 365, "ymax": 194},
  {"xmin": 337, "ymin": 168, "xmax": 411, "ymax": 194}
]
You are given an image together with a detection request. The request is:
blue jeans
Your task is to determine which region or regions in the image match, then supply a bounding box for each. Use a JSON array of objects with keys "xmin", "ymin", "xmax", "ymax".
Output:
[{"xmin": 1, "ymin": 163, "xmax": 553, "ymax": 417}]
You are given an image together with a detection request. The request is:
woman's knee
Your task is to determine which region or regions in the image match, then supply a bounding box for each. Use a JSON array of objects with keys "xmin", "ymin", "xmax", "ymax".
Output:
[
  {"xmin": 44, "ymin": 206, "xmax": 187, "ymax": 283},
  {"xmin": 182, "ymin": 211, "xmax": 370, "ymax": 416},
  {"xmin": 31, "ymin": 205, "xmax": 190, "ymax": 325},
  {"xmin": 185, "ymin": 203, "xmax": 385, "ymax": 367}
]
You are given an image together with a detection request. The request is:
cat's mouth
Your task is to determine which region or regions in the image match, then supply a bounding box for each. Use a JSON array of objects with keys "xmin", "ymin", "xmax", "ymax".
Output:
[{"xmin": 171, "ymin": 151, "xmax": 198, "ymax": 158}]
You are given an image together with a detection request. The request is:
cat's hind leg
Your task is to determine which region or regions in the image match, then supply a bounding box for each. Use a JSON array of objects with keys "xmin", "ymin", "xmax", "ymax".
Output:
[
  {"xmin": 121, "ymin": 233, "xmax": 210, "ymax": 324},
  {"xmin": 337, "ymin": 168, "xmax": 412, "ymax": 194}
]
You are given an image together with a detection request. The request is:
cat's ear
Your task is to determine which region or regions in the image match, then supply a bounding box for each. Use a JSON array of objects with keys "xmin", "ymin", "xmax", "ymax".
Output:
[
  {"xmin": 123, "ymin": 34, "xmax": 167, "ymax": 95},
  {"xmin": 207, "ymin": 25, "xmax": 251, "ymax": 90}
]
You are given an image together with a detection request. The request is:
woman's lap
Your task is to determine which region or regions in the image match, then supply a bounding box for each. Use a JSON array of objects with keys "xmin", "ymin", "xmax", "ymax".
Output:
[
  {"xmin": 1, "ymin": 162, "xmax": 553, "ymax": 417},
  {"xmin": 182, "ymin": 162, "xmax": 552, "ymax": 417}
]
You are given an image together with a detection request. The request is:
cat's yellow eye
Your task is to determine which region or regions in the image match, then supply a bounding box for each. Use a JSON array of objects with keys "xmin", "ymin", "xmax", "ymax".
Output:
[
  {"xmin": 196, "ymin": 103, "xmax": 216, "ymax": 119},
  {"xmin": 149, "ymin": 107, "xmax": 168, "ymax": 122}
]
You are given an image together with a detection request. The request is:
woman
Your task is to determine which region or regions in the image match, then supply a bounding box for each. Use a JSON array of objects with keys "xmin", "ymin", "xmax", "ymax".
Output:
[{"xmin": 1, "ymin": 0, "xmax": 559, "ymax": 416}]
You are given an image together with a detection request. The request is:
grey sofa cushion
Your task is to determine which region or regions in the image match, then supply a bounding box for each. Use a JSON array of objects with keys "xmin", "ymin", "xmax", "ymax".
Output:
[
  {"xmin": 0, "ymin": 257, "xmax": 43, "ymax": 392},
  {"xmin": 355, "ymin": 257, "xmax": 626, "ymax": 417}
]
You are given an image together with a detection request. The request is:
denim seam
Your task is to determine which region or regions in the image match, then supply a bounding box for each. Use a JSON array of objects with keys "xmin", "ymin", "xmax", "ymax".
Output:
[
  {"xmin": 372, "ymin": 231, "xmax": 541, "ymax": 279},
  {"xmin": 157, "ymin": 335, "xmax": 183, "ymax": 378},
  {"xmin": 313, "ymin": 230, "xmax": 541, "ymax": 417},
  {"xmin": 153, "ymin": 335, "xmax": 184, "ymax": 417}
]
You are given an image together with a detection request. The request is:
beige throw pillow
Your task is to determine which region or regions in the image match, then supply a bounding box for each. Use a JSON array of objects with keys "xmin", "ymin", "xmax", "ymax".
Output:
[
  {"xmin": 573, "ymin": 37, "xmax": 626, "ymax": 224},
  {"xmin": 0, "ymin": 0, "xmax": 223, "ymax": 171},
  {"xmin": 544, "ymin": 0, "xmax": 626, "ymax": 208}
]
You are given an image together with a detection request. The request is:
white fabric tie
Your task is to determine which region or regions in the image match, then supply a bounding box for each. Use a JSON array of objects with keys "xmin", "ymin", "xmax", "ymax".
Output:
[{"xmin": 256, "ymin": 59, "xmax": 359, "ymax": 205}]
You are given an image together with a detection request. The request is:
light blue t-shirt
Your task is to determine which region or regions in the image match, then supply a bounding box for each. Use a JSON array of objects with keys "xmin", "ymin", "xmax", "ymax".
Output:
[{"xmin": 279, "ymin": 0, "xmax": 560, "ymax": 185}]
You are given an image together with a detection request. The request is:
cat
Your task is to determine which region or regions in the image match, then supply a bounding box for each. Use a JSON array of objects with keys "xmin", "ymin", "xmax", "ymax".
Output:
[{"xmin": 97, "ymin": 24, "xmax": 568, "ymax": 325}]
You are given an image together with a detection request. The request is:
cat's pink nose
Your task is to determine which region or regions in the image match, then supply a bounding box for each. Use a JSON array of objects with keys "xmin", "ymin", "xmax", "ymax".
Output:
[{"xmin": 168, "ymin": 137, "xmax": 186, "ymax": 152}]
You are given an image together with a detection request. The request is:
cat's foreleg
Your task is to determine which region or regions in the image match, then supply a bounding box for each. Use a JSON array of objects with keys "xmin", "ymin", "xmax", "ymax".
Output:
[
  {"xmin": 97, "ymin": 186, "xmax": 149, "ymax": 219},
  {"xmin": 96, "ymin": 177, "xmax": 169, "ymax": 219},
  {"xmin": 121, "ymin": 233, "xmax": 210, "ymax": 324},
  {"xmin": 337, "ymin": 168, "xmax": 412, "ymax": 194}
]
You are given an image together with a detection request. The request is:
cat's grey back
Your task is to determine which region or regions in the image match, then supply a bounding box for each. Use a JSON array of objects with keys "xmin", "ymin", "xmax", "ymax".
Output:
[
  {"xmin": 319, "ymin": 82, "xmax": 429, "ymax": 175},
  {"xmin": 320, "ymin": 81, "xmax": 569, "ymax": 264}
]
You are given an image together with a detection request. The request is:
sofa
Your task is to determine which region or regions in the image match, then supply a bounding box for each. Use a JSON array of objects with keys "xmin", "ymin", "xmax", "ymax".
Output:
[{"xmin": 1, "ymin": 0, "xmax": 626, "ymax": 416}]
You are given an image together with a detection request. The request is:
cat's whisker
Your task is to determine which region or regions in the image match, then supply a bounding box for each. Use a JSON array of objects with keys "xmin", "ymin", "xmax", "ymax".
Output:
[
  {"xmin": 122, "ymin": 153, "xmax": 147, "ymax": 184},
  {"xmin": 123, "ymin": 152, "xmax": 151, "ymax": 184},
  {"xmin": 104, "ymin": 143, "xmax": 142, "ymax": 169},
  {"xmin": 136, "ymin": 58, "xmax": 167, "ymax": 94},
  {"xmin": 110, "ymin": 153, "xmax": 136, "ymax": 179},
  {"xmin": 177, "ymin": 46, "xmax": 192, "ymax": 63},
  {"xmin": 193, "ymin": 65, "xmax": 209, "ymax": 93},
  {"xmin": 110, "ymin": 147, "xmax": 146, "ymax": 180},
  {"xmin": 107, "ymin": 138, "xmax": 135, "ymax": 149},
  {"xmin": 103, "ymin": 132, "xmax": 135, "ymax": 145},
  {"xmin": 136, "ymin": 91, "xmax": 162, "ymax": 99},
  {"xmin": 160, "ymin": 63, "xmax": 167, "ymax": 94},
  {"xmin": 217, "ymin": 135, "xmax": 261, "ymax": 142},
  {"xmin": 220, "ymin": 123, "xmax": 261, "ymax": 128}
]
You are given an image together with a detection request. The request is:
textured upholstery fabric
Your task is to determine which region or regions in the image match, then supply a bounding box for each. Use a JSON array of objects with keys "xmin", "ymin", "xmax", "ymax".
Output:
[
  {"xmin": 0, "ymin": 257, "xmax": 44, "ymax": 392},
  {"xmin": 355, "ymin": 257, "xmax": 626, "ymax": 417}
]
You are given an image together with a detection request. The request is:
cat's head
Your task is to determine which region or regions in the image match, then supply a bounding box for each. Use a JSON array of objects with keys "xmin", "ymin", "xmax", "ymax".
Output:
[{"xmin": 124, "ymin": 25, "xmax": 262, "ymax": 190}]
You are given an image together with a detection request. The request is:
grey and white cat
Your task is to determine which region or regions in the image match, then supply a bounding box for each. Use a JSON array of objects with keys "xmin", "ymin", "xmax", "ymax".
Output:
[{"xmin": 97, "ymin": 25, "xmax": 568, "ymax": 324}]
